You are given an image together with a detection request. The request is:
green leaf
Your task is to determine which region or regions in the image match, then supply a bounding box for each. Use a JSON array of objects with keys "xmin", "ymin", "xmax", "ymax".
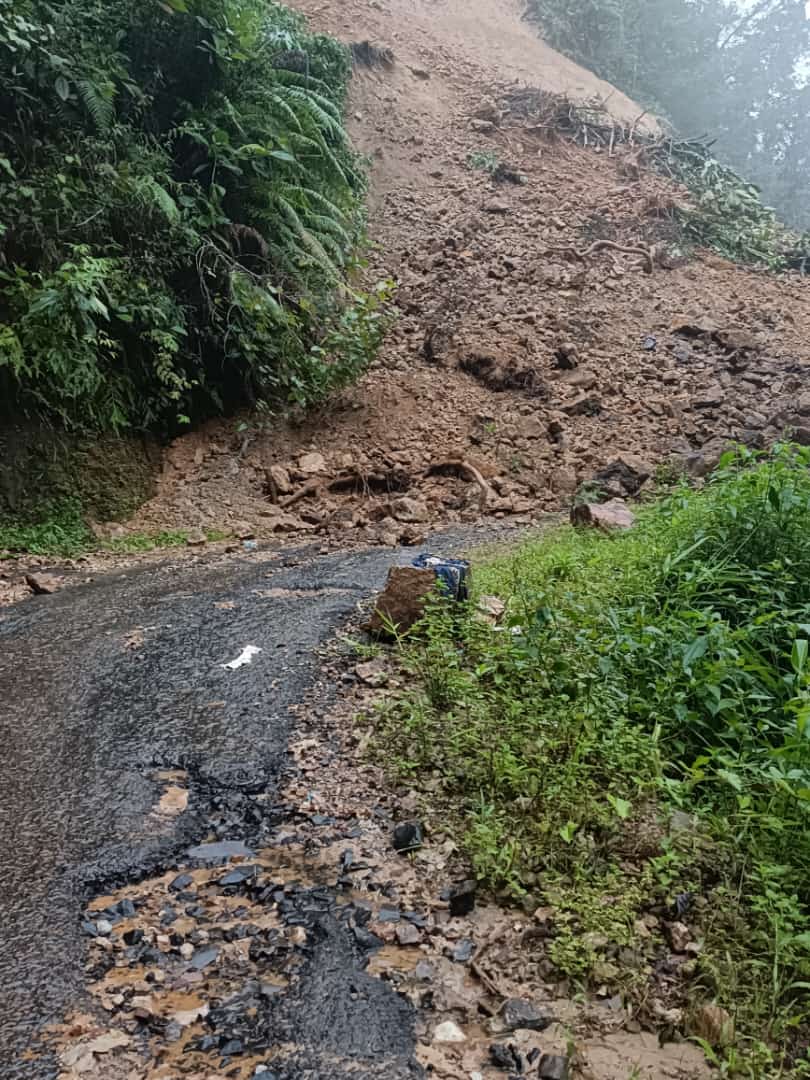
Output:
[
  {"xmin": 55, "ymin": 75, "xmax": 70, "ymax": 101},
  {"xmin": 607, "ymin": 794, "xmax": 632, "ymax": 819},
  {"xmin": 682, "ymin": 635, "xmax": 708, "ymax": 671},
  {"xmin": 792, "ymin": 639, "xmax": 808, "ymax": 676},
  {"xmin": 717, "ymin": 769, "xmax": 743, "ymax": 792},
  {"xmin": 559, "ymin": 821, "xmax": 578, "ymax": 843}
]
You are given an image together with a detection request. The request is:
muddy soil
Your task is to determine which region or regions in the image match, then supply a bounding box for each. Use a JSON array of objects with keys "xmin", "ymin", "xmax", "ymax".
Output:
[{"xmin": 115, "ymin": 0, "xmax": 810, "ymax": 553}]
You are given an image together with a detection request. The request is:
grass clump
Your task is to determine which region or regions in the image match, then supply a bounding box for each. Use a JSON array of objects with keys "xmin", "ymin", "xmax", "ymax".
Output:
[
  {"xmin": 377, "ymin": 443, "xmax": 810, "ymax": 1075},
  {"xmin": 0, "ymin": 501, "xmax": 94, "ymax": 556}
]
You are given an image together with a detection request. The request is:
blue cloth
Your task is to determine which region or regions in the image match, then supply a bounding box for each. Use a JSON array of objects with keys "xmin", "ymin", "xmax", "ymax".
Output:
[{"xmin": 411, "ymin": 553, "xmax": 471, "ymax": 601}]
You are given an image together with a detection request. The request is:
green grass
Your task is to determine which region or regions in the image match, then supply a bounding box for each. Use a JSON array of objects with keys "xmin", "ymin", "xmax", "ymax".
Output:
[
  {"xmin": 376, "ymin": 443, "xmax": 810, "ymax": 1077},
  {"xmin": 100, "ymin": 530, "xmax": 189, "ymax": 554},
  {"xmin": 0, "ymin": 502, "xmax": 94, "ymax": 557},
  {"xmin": 0, "ymin": 502, "xmax": 215, "ymax": 558}
]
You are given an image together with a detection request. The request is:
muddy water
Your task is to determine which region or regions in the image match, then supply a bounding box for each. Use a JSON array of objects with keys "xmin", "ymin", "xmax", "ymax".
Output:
[{"xmin": 0, "ymin": 544, "xmax": 406, "ymax": 1077}]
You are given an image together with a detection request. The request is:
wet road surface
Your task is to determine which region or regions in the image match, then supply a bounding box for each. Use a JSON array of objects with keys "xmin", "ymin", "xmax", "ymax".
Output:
[{"xmin": 0, "ymin": 540, "xmax": 462, "ymax": 1077}]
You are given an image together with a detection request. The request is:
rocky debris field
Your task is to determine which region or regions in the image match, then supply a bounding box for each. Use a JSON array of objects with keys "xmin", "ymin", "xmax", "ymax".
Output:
[
  {"xmin": 107, "ymin": 0, "xmax": 810, "ymax": 555},
  {"xmin": 46, "ymin": 631, "xmax": 710, "ymax": 1080}
]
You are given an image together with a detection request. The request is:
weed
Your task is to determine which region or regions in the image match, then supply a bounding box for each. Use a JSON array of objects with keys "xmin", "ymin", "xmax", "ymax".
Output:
[
  {"xmin": 467, "ymin": 150, "xmax": 501, "ymax": 176},
  {"xmin": 101, "ymin": 530, "xmax": 188, "ymax": 553},
  {"xmin": 0, "ymin": 501, "xmax": 93, "ymax": 556},
  {"xmin": 376, "ymin": 443, "xmax": 810, "ymax": 1074}
]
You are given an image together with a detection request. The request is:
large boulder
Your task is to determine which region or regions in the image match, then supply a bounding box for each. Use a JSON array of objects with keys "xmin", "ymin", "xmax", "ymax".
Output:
[
  {"xmin": 571, "ymin": 499, "xmax": 635, "ymax": 530},
  {"xmin": 367, "ymin": 566, "xmax": 437, "ymax": 636}
]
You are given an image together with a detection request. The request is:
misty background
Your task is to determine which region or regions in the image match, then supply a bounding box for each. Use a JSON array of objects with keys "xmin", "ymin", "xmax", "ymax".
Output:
[{"xmin": 525, "ymin": 0, "xmax": 810, "ymax": 232}]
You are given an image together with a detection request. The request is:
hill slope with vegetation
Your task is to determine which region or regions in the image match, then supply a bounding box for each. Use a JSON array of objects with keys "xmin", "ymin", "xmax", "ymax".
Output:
[{"xmin": 0, "ymin": 0, "xmax": 386, "ymax": 433}]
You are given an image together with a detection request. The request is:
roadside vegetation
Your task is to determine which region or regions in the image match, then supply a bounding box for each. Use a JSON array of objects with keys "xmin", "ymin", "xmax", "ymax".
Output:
[
  {"xmin": 0, "ymin": 0, "xmax": 388, "ymax": 434},
  {"xmin": 376, "ymin": 445, "xmax": 810, "ymax": 1076}
]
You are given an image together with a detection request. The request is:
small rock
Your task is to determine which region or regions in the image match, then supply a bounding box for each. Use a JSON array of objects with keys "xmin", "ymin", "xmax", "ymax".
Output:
[
  {"xmin": 490, "ymin": 1043, "xmax": 521, "ymax": 1070},
  {"xmin": 392, "ymin": 821, "xmax": 423, "ymax": 853},
  {"xmin": 355, "ymin": 657, "xmax": 389, "ymax": 687},
  {"xmin": 396, "ymin": 922, "xmax": 422, "ymax": 946},
  {"xmin": 448, "ymin": 879, "xmax": 476, "ymax": 918},
  {"xmin": 25, "ymin": 573, "xmax": 62, "ymax": 595},
  {"xmin": 538, "ymin": 1053, "xmax": 570, "ymax": 1079},
  {"xmin": 186, "ymin": 839, "xmax": 254, "ymax": 860},
  {"xmin": 191, "ymin": 946, "xmax": 219, "ymax": 970},
  {"xmin": 298, "ymin": 451, "xmax": 326, "ymax": 475},
  {"xmin": 95, "ymin": 919, "xmax": 113, "ymax": 936},
  {"xmin": 571, "ymin": 499, "xmax": 635, "ymax": 530},
  {"xmin": 268, "ymin": 464, "xmax": 292, "ymax": 494},
  {"xmin": 131, "ymin": 994, "xmax": 155, "ymax": 1019},
  {"xmin": 185, "ymin": 529, "xmax": 207, "ymax": 547},
  {"xmin": 367, "ymin": 566, "xmax": 436, "ymax": 636},
  {"xmin": 501, "ymin": 997, "xmax": 554, "ymax": 1032},
  {"xmin": 551, "ymin": 467, "xmax": 578, "ymax": 495},
  {"xmin": 391, "ymin": 496, "xmax": 430, "ymax": 524},
  {"xmin": 476, "ymin": 595, "xmax": 506, "ymax": 623},
  {"xmin": 560, "ymin": 392, "xmax": 601, "ymax": 416},
  {"xmin": 667, "ymin": 920, "xmax": 692, "ymax": 952},
  {"xmin": 234, "ymin": 522, "xmax": 255, "ymax": 541},
  {"xmin": 179, "ymin": 942, "xmax": 194, "ymax": 959},
  {"xmin": 471, "ymin": 119, "xmax": 496, "ymax": 134},
  {"xmin": 691, "ymin": 1003, "xmax": 734, "ymax": 1046},
  {"xmin": 451, "ymin": 938, "xmax": 475, "ymax": 963},
  {"xmin": 434, "ymin": 1020, "xmax": 466, "ymax": 1043},
  {"xmin": 169, "ymin": 872, "xmax": 194, "ymax": 892},
  {"xmin": 693, "ymin": 384, "xmax": 726, "ymax": 408},
  {"xmin": 484, "ymin": 199, "xmax": 509, "ymax": 214}
]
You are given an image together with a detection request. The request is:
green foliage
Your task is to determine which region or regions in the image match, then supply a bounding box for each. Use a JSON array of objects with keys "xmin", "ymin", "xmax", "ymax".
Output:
[
  {"xmin": 378, "ymin": 444, "xmax": 810, "ymax": 1071},
  {"xmin": 0, "ymin": 0, "xmax": 380, "ymax": 432},
  {"xmin": 0, "ymin": 501, "xmax": 94, "ymax": 556},
  {"xmin": 524, "ymin": 0, "xmax": 810, "ymax": 235},
  {"xmin": 467, "ymin": 150, "xmax": 501, "ymax": 176}
]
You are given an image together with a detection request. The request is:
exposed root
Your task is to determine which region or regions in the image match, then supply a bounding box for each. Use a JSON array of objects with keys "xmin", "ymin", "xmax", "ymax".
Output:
[
  {"xmin": 280, "ymin": 478, "xmax": 325, "ymax": 509},
  {"xmin": 551, "ymin": 238, "xmax": 655, "ymax": 274},
  {"xmin": 427, "ymin": 459, "xmax": 493, "ymax": 510}
]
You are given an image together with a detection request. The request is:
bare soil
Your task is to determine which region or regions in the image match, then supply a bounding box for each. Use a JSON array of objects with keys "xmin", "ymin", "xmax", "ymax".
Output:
[{"xmin": 116, "ymin": 0, "xmax": 810, "ymax": 551}]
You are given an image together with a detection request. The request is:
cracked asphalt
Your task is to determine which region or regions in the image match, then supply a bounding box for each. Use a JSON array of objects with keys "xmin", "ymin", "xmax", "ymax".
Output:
[{"xmin": 0, "ymin": 542, "xmax": 421, "ymax": 1077}]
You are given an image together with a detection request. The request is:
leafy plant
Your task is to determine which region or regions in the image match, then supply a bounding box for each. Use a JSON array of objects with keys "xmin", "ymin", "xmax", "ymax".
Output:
[
  {"xmin": 467, "ymin": 150, "xmax": 501, "ymax": 175},
  {"xmin": 376, "ymin": 443, "xmax": 810, "ymax": 1073},
  {"xmin": 0, "ymin": 0, "xmax": 380, "ymax": 433}
]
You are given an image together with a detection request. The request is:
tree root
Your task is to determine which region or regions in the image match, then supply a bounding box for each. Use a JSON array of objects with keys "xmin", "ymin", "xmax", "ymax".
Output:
[
  {"xmin": 551, "ymin": 238, "xmax": 655, "ymax": 274},
  {"xmin": 427, "ymin": 459, "xmax": 493, "ymax": 510}
]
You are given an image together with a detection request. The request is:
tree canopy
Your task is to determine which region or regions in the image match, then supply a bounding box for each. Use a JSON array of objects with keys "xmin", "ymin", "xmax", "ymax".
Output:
[{"xmin": 526, "ymin": 0, "xmax": 810, "ymax": 232}]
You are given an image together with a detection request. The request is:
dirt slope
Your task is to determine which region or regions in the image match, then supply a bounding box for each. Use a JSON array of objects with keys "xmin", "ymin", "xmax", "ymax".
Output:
[{"xmin": 126, "ymin": 0, "xmax": 810, "ymax": 546}]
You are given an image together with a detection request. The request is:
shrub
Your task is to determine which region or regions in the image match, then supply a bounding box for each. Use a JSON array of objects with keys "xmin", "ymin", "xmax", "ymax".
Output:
[
  {"xmin": 379, "ymin": 445, "xmax": 810, "ymax": 1067},
  {"xmin": 0, "ymin": 0, "xmax": 377, "ymax": 432}
]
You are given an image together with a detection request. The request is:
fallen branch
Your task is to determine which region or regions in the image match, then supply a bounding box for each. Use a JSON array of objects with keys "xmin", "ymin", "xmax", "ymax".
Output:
[
  {"xmin": 280, "ymin": 478, "xmax": 325, "ymax": 509},
  {"xmin": 550, "ymin": 239, "xmax": 655, "ymax": 274},
  {"xmin": 427, "ymin": 459, "xmax": 493, "ymax": 510}
]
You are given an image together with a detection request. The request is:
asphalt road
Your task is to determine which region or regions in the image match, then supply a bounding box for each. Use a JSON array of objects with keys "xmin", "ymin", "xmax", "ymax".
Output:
[{"xmin": 0, "ymin": 540, "xmax": 449, "ymax": 1078}]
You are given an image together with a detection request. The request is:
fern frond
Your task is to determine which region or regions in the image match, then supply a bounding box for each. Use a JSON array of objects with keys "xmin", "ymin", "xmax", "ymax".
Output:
[{"xmin": 77, "ymin": 78, "xmax": 115, "ymax": 133}]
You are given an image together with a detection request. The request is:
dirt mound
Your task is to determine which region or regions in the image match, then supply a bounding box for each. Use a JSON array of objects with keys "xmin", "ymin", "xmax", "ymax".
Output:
[{"xmin": 125, "ymin": 0, "xmax": 810, "ymax": 547}]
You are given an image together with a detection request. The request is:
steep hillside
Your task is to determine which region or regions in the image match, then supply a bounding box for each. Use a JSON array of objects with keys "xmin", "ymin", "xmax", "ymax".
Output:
[{"xmin": 125, "ymin": 0, "xmax": 810, "ymax": 546}]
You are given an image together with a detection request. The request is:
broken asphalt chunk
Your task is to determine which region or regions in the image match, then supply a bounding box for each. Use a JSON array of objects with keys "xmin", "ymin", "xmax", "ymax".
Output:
[
  {"xmin": 538, "ymin": 1053, "xmax": 570, "ymax": 1079},
  {"xmin": 448, "ymin": 879, "xmax": 477, "ymax": 917},
  {"xmin": 501, "ymin": 997, "xmax": 555, "ymax": 1032},
  {"xmin": 392, "ymin": 820, "xmax": 423, "ymax": 852}
]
